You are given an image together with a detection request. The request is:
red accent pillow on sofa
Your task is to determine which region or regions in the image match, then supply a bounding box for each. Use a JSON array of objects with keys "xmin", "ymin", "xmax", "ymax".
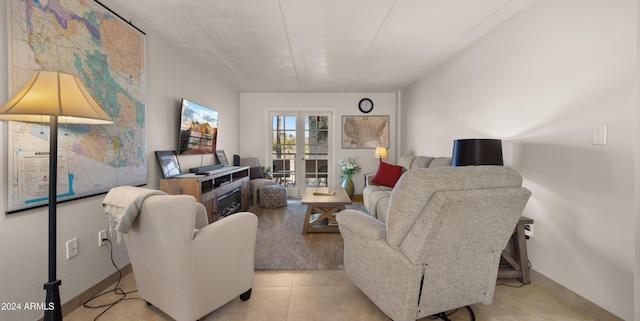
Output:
[{"xmin": 371, "ymin": 162, "xmax": 404, "ymax": 187}]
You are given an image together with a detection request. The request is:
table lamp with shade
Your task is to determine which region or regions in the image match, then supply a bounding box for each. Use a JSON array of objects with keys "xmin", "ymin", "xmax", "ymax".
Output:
[
  {"xmin": 0, "ymin": 71, "xmax": 113, "ymax": 321},
  {"xmin": 374, "ymin": 146, "xmax": 388, "ymax": 163},
  {"xmin": 451, "ymin": 138, "xmax": 503, "ymax": 166}
]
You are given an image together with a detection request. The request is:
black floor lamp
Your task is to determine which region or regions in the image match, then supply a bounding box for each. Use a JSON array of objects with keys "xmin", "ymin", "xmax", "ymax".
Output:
[{"xmin": 0, "ymin": 71, "xmax": 113, "ymax": 321}]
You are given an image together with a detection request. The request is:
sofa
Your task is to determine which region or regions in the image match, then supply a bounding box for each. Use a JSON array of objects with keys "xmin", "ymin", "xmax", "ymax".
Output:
[{"xmin": 363, "ymin": 155, "xmax": 451, "ymax": 222}]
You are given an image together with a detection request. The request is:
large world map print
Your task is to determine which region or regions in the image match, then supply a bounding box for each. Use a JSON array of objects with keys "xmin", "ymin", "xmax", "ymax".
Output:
[{"xmin": 7, "ymin": 0, "xmax": 146, "ymax": 212}]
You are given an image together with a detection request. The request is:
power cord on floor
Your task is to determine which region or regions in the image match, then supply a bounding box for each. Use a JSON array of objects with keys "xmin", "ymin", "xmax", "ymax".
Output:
[
  {"xmin": 82, "ymin": 238, "xmax": 142, "ymax": 321},
  {"xmin": 497, "ymin": 281, "xmax": 526, "ymax": 288},
  {"xmin": 429, "ymin": 306, "xmax": 475, "ymax": 321},
  {"xmin": 428, "ymin": 309, "xmax": 458, "ymax": 319}
]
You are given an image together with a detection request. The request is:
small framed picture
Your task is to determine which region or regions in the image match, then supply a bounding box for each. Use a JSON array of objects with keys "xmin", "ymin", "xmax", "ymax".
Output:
[
  {"xmin": 155, "ymin": 150, "xmax": 183, "ymax": 178},
  {"xmin": 216, "ymin": 150, "xmax": 229, "ymax": 167}
]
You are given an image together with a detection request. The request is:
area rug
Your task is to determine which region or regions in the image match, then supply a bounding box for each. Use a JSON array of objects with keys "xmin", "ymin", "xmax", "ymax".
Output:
[{"xmin": 251, "ymin": 199, "xmax": 366, "ymax": 270}]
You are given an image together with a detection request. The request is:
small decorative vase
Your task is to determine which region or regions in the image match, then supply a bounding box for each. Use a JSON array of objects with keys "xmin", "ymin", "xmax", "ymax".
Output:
[{"xmin": 341, "ymin": 174, "xmax": 354, "ymax": 199}]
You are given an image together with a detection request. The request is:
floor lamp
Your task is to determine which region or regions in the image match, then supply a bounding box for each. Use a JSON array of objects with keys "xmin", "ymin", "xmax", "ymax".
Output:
[{"xmin": 0, "ymin": 71, "xmax": 112, "ymax": 321}]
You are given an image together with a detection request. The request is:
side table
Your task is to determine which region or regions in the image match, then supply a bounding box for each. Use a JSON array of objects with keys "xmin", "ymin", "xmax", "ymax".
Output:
[{"xmin": 498, "ymin": 216, "xmax": 534, "ymax": 284}]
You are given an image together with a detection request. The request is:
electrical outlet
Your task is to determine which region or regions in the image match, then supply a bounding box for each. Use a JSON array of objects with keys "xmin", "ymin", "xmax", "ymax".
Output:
[
  {"xmin": 99, "ymin": 229, "xmax": 107, "ymax": 247},
  {"xmin": 524, "ymin": 224, "xmax": 533, "ymax": 239},
  {"xmin": 592, "ymin": 124, "xmax": 607, "ymax": 145},
  {"xmin": 66, "ymin": 238, "xmax": 78, "ymax": 259}
]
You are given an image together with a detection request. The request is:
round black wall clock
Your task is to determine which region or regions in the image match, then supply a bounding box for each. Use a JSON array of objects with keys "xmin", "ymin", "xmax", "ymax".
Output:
[{"xmin": 358, "ymin": 98, "xmax": 373, "ymax": 113}]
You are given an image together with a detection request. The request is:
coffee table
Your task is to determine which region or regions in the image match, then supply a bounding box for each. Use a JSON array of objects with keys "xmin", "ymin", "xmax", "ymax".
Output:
[{"xmin": 301, "ymin": 187, "xmax": 352, "ymax": 234}]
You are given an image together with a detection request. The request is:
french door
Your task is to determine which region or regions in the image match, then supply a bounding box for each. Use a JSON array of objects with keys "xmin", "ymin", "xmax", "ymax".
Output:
[{"xmin": 270, "ymin": 112, "xmax": 332, "ymax": 197}]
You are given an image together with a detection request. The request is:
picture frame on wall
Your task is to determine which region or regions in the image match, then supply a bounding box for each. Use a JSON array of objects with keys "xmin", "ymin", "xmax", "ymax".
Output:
[{"xmin": 341, "ymin": 115, "xmax": 390, "ymax": 149}]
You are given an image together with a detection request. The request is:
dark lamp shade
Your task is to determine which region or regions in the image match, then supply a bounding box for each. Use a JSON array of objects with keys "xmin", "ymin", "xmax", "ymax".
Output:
[{"xmin": 452, "ymin": 139, "xmax": 503, "ymax": 166}]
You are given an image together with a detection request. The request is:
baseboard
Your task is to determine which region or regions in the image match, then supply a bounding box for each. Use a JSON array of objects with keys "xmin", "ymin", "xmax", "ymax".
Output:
[
  {"xmin": 530, "ymin": 269, "xmax": 622, "ymax": 321},
  {"xmin": 37, "ymin": 264, "xmax": 132, "ymax": 320}
]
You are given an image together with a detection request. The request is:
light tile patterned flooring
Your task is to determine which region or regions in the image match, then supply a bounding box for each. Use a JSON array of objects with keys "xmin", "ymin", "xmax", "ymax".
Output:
[{"xmin": 65, "ymin": 269, "xmax": 600, "ymax": 321}]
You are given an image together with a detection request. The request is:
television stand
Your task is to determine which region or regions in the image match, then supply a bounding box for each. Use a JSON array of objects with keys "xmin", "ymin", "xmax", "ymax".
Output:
[
  {"xmin": 159, "ymin": 166, "xmax": 250, "ymax": 223},
  {"xmin": 190, "ymin": 163, "xmax": 224, "ymax": 174}
]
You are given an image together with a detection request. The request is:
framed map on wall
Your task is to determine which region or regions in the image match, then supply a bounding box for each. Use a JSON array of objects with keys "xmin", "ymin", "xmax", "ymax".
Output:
[
  {"xmin": 6, "ymin": 0, "xmax": 146, "ymax": 213},
  {"xmin": 342, "ymin": 115, "xmax": 390, "ymax": 149}
]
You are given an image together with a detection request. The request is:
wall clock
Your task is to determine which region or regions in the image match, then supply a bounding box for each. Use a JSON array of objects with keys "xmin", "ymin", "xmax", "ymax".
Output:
[{"xmin": 358, "ymin": 98, "xmax": 374, "ymax": 113}]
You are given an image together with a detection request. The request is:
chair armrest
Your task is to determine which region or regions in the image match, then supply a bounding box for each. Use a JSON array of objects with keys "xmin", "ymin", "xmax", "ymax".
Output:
[
  {"xmin": 364, "ymin": 173, "xmax": 380, "ymax": 187},
  {"xmin": 193, "ymin": 212, "xmax": 258, "ymax": 248},
  {"xmin": 194, "ymin": 203, "xmax": 209, "ymax": 229},
  {"xmin": 190, "ymin": 212, "xmax": 258, "ymax": 311},
  {"xmin": 336, "ymin": 209, "xmax": 385, "ymax": 241},
  {"xmin": 193, "ymin": 212, "xmax": 258, "ymax": 271}
]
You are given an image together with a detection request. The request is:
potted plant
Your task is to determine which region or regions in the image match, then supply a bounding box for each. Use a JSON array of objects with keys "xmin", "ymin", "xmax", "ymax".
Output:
[
  {"xmin": 337, "ymin": 157, "xmax": 361, "ymax": 198},
  {"xmin": 262, "ymin": 166, "xmax": 273, "ymax": 180}
]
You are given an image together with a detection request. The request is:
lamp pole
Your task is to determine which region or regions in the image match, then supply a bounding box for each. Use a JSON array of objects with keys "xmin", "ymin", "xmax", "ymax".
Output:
[
  {"xmin": 43, "ymin": 115, "xmax": 62, "ymax": 321},
  {"xmin": 0, "ymin": 71, "xmax": 114, "ymax": 321}
]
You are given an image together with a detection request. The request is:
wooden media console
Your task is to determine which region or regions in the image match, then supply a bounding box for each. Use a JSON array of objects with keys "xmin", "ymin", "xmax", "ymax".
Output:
[{"xmin": 159, "ymin": 166, "xmax": 250, "ymax": 223}]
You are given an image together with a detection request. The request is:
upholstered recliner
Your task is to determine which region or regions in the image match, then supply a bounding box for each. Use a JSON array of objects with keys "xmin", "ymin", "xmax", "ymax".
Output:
[
  {"xmin": 240, "ymin": 157, "xmax": 276, "ymax": 205},
  {"xmin": 122, "ymin": 192, "xmax": 258, "ymax": 321},
  {"xmin": 337, "ymin": 166, "xmax": 531, "ymax": 321}
]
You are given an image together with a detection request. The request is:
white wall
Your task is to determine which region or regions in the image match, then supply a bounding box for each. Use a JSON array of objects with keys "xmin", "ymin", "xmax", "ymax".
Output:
[
  {"xmin": 240, "ymin": 92, "xmax": 396, "ymax": 196},
  {"xmin": 401, "ymin": 0, "xmax": 636, "ymax": 319},
  {"xmin": 0, "ymin": 1, "xmax": 240, "ymax": 320},
  {"xmin": 636, "ymin": 2, "xmax": 640, "ymax": 318}
]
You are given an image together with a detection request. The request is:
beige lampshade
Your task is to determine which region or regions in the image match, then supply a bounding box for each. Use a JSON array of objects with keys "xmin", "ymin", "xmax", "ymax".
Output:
[
  {"xmin": 0, "ymin": 71, "xmax": 113, "ymax": 124},
  {"xmin": 374, "ymin": 146, "xmax": 388, "ymax": 159}
]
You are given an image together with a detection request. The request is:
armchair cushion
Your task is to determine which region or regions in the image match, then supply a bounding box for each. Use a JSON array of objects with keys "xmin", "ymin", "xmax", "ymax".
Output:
[
  {"xmin": 249, "ymin": 166, "xmax": 264, "ymax": 179},
  {"xmin": 371, "ymin": 161, "xmax": 404, "ymax": 187}
]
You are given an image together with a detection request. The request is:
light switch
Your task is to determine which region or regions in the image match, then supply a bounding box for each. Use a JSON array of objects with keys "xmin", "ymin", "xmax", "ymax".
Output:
[{"xmin": 592, "ymin": 125, "xmax": 607, "ymax": 145}]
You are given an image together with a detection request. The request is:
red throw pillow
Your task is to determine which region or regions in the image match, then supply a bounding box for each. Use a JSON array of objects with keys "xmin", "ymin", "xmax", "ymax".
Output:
[{"xmin": 371, "ymin": 162, "xmax": 404, "ymax": 187}]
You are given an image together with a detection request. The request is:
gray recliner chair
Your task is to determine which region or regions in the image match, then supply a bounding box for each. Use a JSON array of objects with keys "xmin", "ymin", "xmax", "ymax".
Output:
[
  {"xmin": 337, "ymin": 166, "xmax": 531, "ymax": 321},
  {"xmin": 240, "ymin": 157, "xmax": 276, "ymax": 205}
]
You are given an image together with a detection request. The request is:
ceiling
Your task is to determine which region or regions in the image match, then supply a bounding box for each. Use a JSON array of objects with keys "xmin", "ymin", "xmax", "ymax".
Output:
[{"xmin": 111, "ymin": 0, "xmax": 534, "ymax": 92}]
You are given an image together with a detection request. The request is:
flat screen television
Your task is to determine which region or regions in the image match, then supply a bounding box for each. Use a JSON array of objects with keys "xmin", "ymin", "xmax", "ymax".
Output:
[{"xmin": 178, "ymin": 99, "xmax": 219, "ymax": 155}]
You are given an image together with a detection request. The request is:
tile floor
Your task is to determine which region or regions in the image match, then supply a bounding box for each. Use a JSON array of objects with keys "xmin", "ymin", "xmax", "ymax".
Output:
[{"xmin": 65, "ymin": 269, "xmax": 600, "ymax": 321}]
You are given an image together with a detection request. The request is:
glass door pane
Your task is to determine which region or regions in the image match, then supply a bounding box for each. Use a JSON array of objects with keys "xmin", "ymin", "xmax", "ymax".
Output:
[
  {"xmin": 270, "ymin": 112, "xmax": 332, "ymax": 197},
  {"xmin": 303, "ymin": 115, "xmax": 329, "ymax": 188},
  {"xmin": 271, "ymin": 115, "xmax": 296, "ymax": 191}
]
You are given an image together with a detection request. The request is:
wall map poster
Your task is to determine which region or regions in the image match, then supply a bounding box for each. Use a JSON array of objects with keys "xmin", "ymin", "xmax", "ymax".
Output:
[
  {"xmin": 7, "ymin": 0, "xmax": 146, "ymax": 212},
  {"xmin": 342, "ymin": 115, "xmax": 390, "ymax": 149}
]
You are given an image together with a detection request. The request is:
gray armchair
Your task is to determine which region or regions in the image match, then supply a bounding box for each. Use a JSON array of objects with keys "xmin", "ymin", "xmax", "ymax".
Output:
[
  {"xmin": 337, "ymin": 166, "xmax": 531, "ymax": 321},
  {"xmin": 240, "ymin": 157, "xmax": 275, "ymax": 205}
]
